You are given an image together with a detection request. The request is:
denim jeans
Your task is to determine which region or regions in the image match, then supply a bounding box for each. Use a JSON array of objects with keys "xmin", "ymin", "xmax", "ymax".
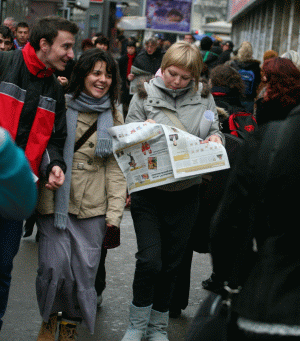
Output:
[
  {"xmin": 130, "ymin": 186, "xmax": 200, "ymax": 312},
  {"xmin": 0, "ymin": 217, "xmax": 23, "ymax": 330}
]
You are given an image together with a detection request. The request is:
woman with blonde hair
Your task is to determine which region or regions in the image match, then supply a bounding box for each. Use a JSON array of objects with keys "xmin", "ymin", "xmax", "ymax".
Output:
[
  {"xmin": 228, "ymin": 41, "xmax": 261, "ymax": 113},
  {"xmin": 121, "ymin": 41, "xmax": 224, "ymax": 341}
]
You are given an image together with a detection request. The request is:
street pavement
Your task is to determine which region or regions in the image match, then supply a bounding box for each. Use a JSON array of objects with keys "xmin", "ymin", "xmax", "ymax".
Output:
[{"xmin": 1, "ymin": 209, "xmax": 212, "ymax": 341}]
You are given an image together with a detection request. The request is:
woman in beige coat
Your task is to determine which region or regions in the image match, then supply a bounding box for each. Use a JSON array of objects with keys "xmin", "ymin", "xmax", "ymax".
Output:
[{"xmin": 35, "ymin": 49, "xmax": 127, "ymax": 340}]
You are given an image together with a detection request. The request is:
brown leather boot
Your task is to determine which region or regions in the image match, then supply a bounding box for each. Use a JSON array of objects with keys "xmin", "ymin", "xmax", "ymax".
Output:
[
  {"xmin": 58, "ymin": 321, "xmax": 78, "ymax": 341},
  {"xmin": 37, "ymin": 314, "xmax": 58, "ymax": 341}
]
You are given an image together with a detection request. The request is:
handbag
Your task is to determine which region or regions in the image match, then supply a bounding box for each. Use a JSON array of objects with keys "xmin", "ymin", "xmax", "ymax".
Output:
[{"xmin": 102, "ymin": 225, "xmax": 120, "ymax": 249}]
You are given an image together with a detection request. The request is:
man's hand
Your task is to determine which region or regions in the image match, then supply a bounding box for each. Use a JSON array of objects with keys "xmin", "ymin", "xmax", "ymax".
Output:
[
  {"xmin": 127, "ymin": 73, "xmax": 135, "ymax": 81},
  {"xmin": 45, "ymin": 166, "xmax": 65, "ymax": 190},
  {"xmin": 57, "ymin": 76, "xmax": 68, "ymax": 87}
]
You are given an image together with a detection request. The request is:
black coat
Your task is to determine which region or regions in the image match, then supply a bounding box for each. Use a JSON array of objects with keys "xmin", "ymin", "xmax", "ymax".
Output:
[
  {"xmin": 211, "ymin": 86, "xmax": 247, "ymax": 134},
  {"xmin": 216, "ymin": 50, "xmax": 231, "ymax": 65},
  {"xmin": 210, "ymin": 105, "xmax": 300, "ymax": 326},
  {"xmin": 255, "ymin": 86, "xmax": 300, "ymax": 126},
  {"xmin": 132, "ymin": 47, "xmax": 164, "ymax": 75},
  {"xmin": 229, "ymin": 59, "xmax": 261, "ymax": 100},
  {"xmin": 200, "ymin": 49, "xmax": 219, "ymax": 69}
]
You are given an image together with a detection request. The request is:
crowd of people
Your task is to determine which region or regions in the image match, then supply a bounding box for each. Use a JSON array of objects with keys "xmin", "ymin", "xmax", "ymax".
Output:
[{"xmin": 1, "ymin": 13, "xmax": 300, "ymax": 341}]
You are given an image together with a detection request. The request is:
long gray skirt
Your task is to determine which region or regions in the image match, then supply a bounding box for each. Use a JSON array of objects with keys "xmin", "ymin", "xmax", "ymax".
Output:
[{"xmin": 36, "ymin": 213, "xmax": 106, "ymax": 334}]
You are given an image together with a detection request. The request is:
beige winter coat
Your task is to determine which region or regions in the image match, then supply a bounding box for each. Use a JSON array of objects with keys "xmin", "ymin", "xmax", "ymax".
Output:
[{"xmin": 36, "ymin": 111, "xmax": 127, "ymax": 228}]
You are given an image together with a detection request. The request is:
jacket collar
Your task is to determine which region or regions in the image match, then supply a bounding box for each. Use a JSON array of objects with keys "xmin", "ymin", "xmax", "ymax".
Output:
[
  {"xmin": 22, "ymin": 43, "xmax": 55, "ymax": 78},
  {"xmin": 152, "ymin": 76, "xmax": 194, "ymax": 98}
]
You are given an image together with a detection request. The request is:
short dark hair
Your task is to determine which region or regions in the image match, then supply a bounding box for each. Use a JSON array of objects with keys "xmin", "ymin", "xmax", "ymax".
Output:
[
  {"xmin": 81, "ymin": 38, "xmax": 94, "ymax": 51},
  {"xmin": 201, "ymin": 36, "xmax": 213, "ymax": 51},
  {"xmin": 224, "ymin": 41, "xmax": 234, "ymax": 49},
  {"xmin": 127, "ymin": 40, "xmax": 136, "ymax": 48},
  {"xmin": 29, "ymin": 16, "xmax": 79, "ymax": 51},
  {"xmin": 16, "ymin": 22, "xmax": 29, "ymax": 31},
  {"xmin": 94, "ymin": 36, "xmax": 110, "ymax": 49},
  {"xmin": 67, "ymin": 49, "xmax": 120, "ymax": 117},
  {"xmin": 0, "ymin": 25, "xmax": 13, "ymax": 42}
]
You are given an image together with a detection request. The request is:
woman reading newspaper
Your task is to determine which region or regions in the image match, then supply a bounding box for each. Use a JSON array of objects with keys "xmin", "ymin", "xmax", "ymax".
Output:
[{"xmin": 122, "ymin": 41, "xmax": 224, "ymax": 341}]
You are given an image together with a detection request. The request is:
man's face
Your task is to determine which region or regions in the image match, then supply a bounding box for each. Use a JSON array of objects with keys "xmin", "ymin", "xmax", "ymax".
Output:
[
  {"xmin": 43, "ymin": 31, "xmax": 75, "ymax": 71},
  {"xmin": 127, "ymin": 46, "xmax": 136, "ymax": 55},
  {"xmin": 223, "ymin": 44, "xmax": 230, "ymax": 51},
  {"xmin": 146, "ymin": 43, "xmax": 157, "ymax": 55},
  {"xmin": 0, "ymin": 33, "xmax": 13, "ymax": 51},
  {"xmin": 184, "ymin": 35, "xmax": 193, "ymax": 43},
  {"xmin": 16, "ymin": 27, "xmax": 29, "ymax": 46},
  {"xmin": 96, "ymin": 43, "xmax": 108, "ymax": 51},
  {"xmin": 3, "ymin": 19, "xmax": 15, "ymax": 33}
]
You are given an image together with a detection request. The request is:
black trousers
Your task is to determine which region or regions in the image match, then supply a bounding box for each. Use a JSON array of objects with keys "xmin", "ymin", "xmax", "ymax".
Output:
[
  {"xmin": 95, "ymin": 247, "xmax": 107, "ymax": 296},
  {"xmin": 130, "ymin": 186, "xmax": 200, "ymax": 312}
]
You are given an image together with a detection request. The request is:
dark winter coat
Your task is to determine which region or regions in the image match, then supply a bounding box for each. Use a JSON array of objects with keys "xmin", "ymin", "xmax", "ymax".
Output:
[
  {"xmin": 211, "ymin": 86, "xmax": 247, "ymax": 134},
  {"xmin": 255, "ymin": 85, "xmax": 300, "ymax": 126},
  {"xmin": 228, "ymin": 59, "xmax": 261, "ymax": 100},
  {"xmin": 210, "ymin": 104, "xmax": 300, "ymax": 330},
  {"xmin": 200, "ymin": 49, "xmax": 219, "ymax": 69},
  {"xmin": 216, "ymin": 50, "xmax": 232, "ymax": 65},
  {"xmin": 132, "ymin": 47, "xmax": 164, "ymax": 76}
]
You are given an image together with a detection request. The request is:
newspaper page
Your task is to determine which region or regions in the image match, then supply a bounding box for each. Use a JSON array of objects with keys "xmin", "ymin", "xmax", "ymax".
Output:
[
  {"xmin": 129, "ymin": 66, "xmax": 152, "ymax": 95},
  {"xmin": 162, "ymin": 125, "xmax": 229, "ymax": 179},
  {"xmin": 108, "ymin": 122, "xmax": 230, "ymax": 194}
]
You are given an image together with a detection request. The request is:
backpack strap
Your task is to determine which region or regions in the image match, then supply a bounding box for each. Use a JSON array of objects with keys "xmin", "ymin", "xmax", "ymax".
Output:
[
  {"xmin": 160, "ymin": 108, "xmax": 188, "ymax": 132},
  {"xmin": 203, "ymin": 51, "xmax": 210, "ymax": 63},
  {"xmin": 74, "ymin": 120, "xmax": 97, "ymax": 153}
]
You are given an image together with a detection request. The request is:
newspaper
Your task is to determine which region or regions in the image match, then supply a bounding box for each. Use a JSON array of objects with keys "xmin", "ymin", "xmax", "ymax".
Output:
[
  {"xmin": 129, "ymin": 66, "xmax": 153, "ymax": 95},
  {"xmin": 108, "ymin": 122, "xmax": 230, "ymax": 194}
]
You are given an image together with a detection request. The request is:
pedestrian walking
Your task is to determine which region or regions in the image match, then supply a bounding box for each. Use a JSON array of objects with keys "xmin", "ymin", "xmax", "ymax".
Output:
[
  {"xmin": 255, "ymin": 57, "xmax": 300, "ymax": 126},
  {"xmin": 206, "ymin": 101, "xmax": 300, "ymax": 340},
  {"xmin": 199, "ymin": 36, "xmax": 219, "ymax": 71},
  {"xmin": 0, "ymin": 127, "xmax": 37, "ymax": 330},
  {"xmin": 122, "ymin": 41, "xmax": 224, "ymax": 341},
  {"xmin": 118, "ymin": 40, "xmax": 137, "ymax": 120},
  {"xmin": 14, "ymin": 22, "xmax": 29, "ymax": 50},
  {"xmin": 131, "ymin": 37, "xmax": 164, "ymax": 77},
  {"xmin": 227, "ymin": 41, "xmax": 261, "ymax": 113},
  {"xmin": 35, "ymin": 48, "xmax": 127, "ymax": 340},
  {"xmin": 0, "ymin": 16, "xmax": 78, "ymax": 332},
  {"xmin": 0, "ymin": 25, "xmax": 14, "ymax": 51}
]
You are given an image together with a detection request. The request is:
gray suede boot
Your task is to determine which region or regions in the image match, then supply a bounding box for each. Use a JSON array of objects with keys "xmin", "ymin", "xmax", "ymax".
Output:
[
  {"xmin": 146, "ymin": 309, "xmax": 169, "ymax": 341},
  {"xmin": 121, "ymin": 303, "xmax": 153, "ymax": 341}
]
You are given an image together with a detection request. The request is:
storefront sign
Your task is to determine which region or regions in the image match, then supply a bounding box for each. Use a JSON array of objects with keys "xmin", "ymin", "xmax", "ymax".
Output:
[{"xmin": 228, "ymin": 0, "xmax": 258, "ymax": 21}]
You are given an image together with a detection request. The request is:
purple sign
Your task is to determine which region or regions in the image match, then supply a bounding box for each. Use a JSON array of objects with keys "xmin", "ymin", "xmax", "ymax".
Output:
[{"xmin": 145, "ymin": 0, "xmax": 192, "ymax": 34}]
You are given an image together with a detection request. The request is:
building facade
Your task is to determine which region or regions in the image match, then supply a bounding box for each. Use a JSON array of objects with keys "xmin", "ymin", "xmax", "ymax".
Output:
[
  {"xmin": 193, "ymin": 0, "xmax": 228, "ymax": 33},
  {"xmin": 228, "ymin": 0, "xmax": 300, "ymax": 61}
]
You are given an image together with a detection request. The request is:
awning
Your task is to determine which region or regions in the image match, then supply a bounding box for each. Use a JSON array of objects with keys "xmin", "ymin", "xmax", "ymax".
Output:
[{"xmin": 117, "ymin": 16, "xmax": 146, "ymax": 30}]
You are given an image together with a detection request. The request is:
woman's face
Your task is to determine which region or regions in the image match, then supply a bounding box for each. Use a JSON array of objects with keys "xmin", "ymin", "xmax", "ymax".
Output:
[
  {"xmin": 83, "ymin": 61, "xmax": 112, "ymax": 99},
  {"xmin": 162, "ymin": 65, "xmax": 192, "ymax": 90}
]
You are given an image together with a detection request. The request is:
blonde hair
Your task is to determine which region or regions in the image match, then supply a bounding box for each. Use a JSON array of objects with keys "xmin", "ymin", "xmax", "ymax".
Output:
[
  {"xmin": 161, "ymin": 41, "xmax": 203, "ymax": 90},
  {"xmin": 237, "ymin": 41, "xmax": 253, "ymax": 62},
  {"xmin": 281, "ymin": 50, "xmax": 300, "ymax": 70}
]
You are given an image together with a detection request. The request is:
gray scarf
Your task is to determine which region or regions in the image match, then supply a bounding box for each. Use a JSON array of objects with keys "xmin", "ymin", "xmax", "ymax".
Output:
[{"xmin": 54, "ymin": 92, "xmax": 113, "ymax": 229}]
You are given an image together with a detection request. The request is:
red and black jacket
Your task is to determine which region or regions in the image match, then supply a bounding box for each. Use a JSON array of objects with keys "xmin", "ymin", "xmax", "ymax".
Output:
[{"xmin": 0, "ymin": 43, "xmax": 67, "ymax": 177}]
